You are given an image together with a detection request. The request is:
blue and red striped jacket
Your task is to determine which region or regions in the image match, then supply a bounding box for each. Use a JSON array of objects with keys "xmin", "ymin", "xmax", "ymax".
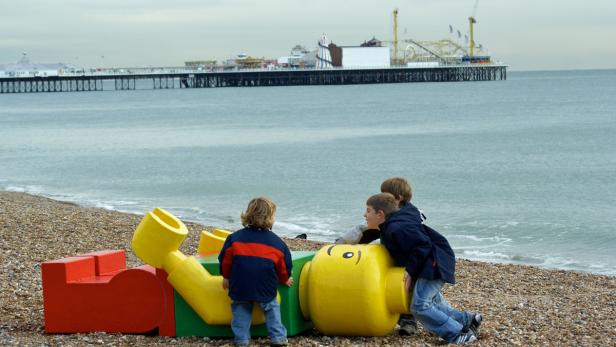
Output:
[{"xmin": 218, "ymin": 227, "xmax": 292, "ymax": 302}]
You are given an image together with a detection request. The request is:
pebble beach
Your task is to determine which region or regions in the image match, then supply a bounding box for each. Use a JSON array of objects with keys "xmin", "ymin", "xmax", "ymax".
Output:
[{"xmin": 1, "ymin": 191, "xmax": 614, "ymax": 346}]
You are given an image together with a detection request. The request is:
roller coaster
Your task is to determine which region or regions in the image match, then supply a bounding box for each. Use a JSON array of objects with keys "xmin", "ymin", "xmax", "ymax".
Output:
[{"xmin": 389, "ymin": 1, "xmax": 494, "ymax": 65}]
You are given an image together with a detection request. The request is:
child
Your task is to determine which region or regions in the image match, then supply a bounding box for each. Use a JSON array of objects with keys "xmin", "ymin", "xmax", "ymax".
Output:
[
  {"xmin": 365, "ymin": 192, "xmax": 483, "ymax": 345},
  {"xmin": 336, "ymin": 176, "xmax": 426, "ymax": 245},
  {"xmin": 336, "ymin": 177, "xmax": 422, "ymax": 335},
  {"xmin": 219, "ymin": 197, "xmax": 293, "ymax": 347}
]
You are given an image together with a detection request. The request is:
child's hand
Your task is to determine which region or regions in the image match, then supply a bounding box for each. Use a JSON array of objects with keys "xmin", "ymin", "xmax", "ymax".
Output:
[
  {"xmin": 403, "ymin": 271, "xmax": 412, "ymax": 292},
  {"xmin": 285, "ymin": 277, "xmax": 294, "ymax": 287},
  {"xmin": 222, "ymin": 278, "xmax": 229, "ymax": 290}
]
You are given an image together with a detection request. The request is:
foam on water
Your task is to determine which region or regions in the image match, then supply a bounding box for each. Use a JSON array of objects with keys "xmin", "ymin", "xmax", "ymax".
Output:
[
  {"xmin": 274, "ymin": 220, "xmax": 338, "ymax": 239},
  {"xmin": 458, "ymin": 250, "xmax": 512, "ymax": 261},
  {"xmin": 2, "ymin": 183, "xmax": 145, "ymax": 215},
  {"xmin": 5, "ymin": 184, "xmax": 45, "ymax": 194},
  {"xmin": 458, "ymin": 249, "xmax": 614, "ymax": 275},
  {"xmin": 447, "ymin": 234, "xmax": 512, "ymax": 244}
]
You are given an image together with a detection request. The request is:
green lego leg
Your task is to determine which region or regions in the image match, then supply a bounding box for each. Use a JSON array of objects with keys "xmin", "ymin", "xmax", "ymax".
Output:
[{"xmin": 174, "ymin": 251, "xmax": 315, "ymax": 337}]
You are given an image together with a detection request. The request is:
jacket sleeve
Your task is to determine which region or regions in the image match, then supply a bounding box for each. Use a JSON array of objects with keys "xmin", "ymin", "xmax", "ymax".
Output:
[
  {"xmin": 335, "ymin": 224, "xmax": 367, "ymax": 244},
  {"xmin": 392, "ymin": 224, "xmax": 432, "ymax": 278},
  {"xmin": 275, "ymin": 243, "xmax": 293, "ymax": 283},
  {"xmin": 218, "ymin": 237, "xmax": 234, "ymax": 279},
  {"xmin": 358, "ymin": 228, "xmax": 381, "ymax": 244}
]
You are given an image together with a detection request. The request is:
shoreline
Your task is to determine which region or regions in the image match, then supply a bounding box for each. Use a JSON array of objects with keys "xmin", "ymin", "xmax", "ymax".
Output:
[
  {"xmin": 1, "ymin": 191, "xmax": 614, "ymax": 346},
  {"xmin": 3, "ymin": 186, "xmax": 611, "ymax": 277}
]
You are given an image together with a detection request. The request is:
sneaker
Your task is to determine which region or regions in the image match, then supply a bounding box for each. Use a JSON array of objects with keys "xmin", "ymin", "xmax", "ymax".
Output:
[
  {"xmin": 469, "ymin": 313, "xmax": 482, "ymax": 337},
  {"xmin": 452, "ymin": 331, "xmax": 477, "ymax": 345},
  {"xmin": 270, "ymin": 338, "xmax": 288, "ymax": 347},
  {"xmin": 462, "ymin": 313, "xmax": 482, "ymax": 333},
  {"xmin": 398, "ymin": 321, "xmax": 418, "ymax": 336}
]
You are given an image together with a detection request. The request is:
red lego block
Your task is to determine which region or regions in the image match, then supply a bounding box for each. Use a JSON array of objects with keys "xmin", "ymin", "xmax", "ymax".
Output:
[
  {"xmin": 42, "ymin": 250, "xmax": 174, "ymax": 334},
  {"xmin": 156, "ymin": 268, "xmax": 176, "ymax": 336},
  {"xmin": 81, "ymin": 250, "xmax": 126, "ymax": 276}
]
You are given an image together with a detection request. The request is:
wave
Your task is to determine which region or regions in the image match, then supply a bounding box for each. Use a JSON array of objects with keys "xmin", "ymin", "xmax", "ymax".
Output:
[
  {"xmin": 2, "ymin": 183, "xmax": 614, "ymax": 276},
  {"xmin": 457, "ymin": 249, "xmax": 615, "ymax": 276},
  {"xmin": 274, "ymin": 220, "xmax": 338, "ymax": 239},
  {"xmin": 5, "ymin": 184, "xmax": 45, "ymax": 194},
  {"xmin": 458, "ymin": 250, "xmax": 512, "ymax": 261},
  {"xmin": 448, "ymin": 234, "xmax": 512, "ymax": 244},
  {"xmin": 2, "ymin": 183, "xmax": 144, "ymax": 215}
]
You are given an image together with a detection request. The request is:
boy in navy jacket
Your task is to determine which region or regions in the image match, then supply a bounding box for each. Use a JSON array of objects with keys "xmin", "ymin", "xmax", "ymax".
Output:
[
  {"xmin": 365, "ymin": 192, "xmax": 482, "ymax": 345},
  {"xmin": 219, "ymin": 197, "xmax": 293, "ymax": 346},
  {"xmin": 337, "ymin": 177, "xmax": 422, "ymax": 335}
]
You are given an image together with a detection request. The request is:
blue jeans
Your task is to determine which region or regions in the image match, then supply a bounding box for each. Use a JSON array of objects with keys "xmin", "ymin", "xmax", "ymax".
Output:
[
  {"xmin": 230, "ymin": 298, "xmax": 287, "ymax": 345},
  {"xmin": 410, "ymin": 278, "xmax": 472, "ymax": 342}
]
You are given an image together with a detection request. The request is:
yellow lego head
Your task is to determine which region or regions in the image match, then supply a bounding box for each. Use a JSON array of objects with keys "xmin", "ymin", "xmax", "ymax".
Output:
[{"xmin": 299, "ymin": 244, "xmax": 409, "ymax": 336}]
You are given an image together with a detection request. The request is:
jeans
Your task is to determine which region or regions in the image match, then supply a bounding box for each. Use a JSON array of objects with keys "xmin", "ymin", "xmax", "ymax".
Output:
[
  {"xmin": 230, "ymin": 298, "xmax": 287, "ymax": 345},
  {"xmin": 410, "ymin": 278, "xmax": 472, "ymax": 342}
]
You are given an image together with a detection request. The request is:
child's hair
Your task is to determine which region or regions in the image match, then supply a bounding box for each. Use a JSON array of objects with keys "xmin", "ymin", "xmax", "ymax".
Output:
[
  {"xmin": 241, "ymin": 197, "xmax": 277, "ymax": 229},
  {"xmin": 366, "ymin": 193, "xmax": 400, "ymax": 218},
  {"xmin": 380, "ymin": 177, "xmax": 412, "ymax": 205}
]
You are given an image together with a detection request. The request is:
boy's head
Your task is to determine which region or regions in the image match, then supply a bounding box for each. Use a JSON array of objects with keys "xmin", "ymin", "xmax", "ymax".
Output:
[
  {"xmin": 241, "ymin": 197, "xmax": 277, "ymax": 230},
  {"xmin": 380, "ymin": 177, "xmax": 412, "ymax": 206},
  {"xmin": 365, "ymin": 193, "xmax": 399, "ymax": 228}
]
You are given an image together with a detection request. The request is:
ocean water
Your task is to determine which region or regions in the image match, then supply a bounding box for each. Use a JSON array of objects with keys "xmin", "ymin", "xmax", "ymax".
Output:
[{"xmin": 1, "ymin": 69, "xmax": 615, "ymax": 275}]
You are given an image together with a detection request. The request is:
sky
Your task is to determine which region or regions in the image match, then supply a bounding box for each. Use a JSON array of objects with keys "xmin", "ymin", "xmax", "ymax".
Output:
[{"xmin": 1, "ymin": 0, "xmax": 615, "ymax": 71}]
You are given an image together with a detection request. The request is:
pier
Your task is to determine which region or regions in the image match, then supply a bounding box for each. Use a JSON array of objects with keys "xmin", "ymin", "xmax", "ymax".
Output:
[{"xmin": 0, "ymin": 65, "xmax": 506, "ymax": 94}]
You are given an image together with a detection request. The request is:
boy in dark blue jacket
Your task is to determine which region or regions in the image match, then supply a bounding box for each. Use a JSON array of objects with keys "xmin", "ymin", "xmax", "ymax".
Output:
[
  {"xmin": 337, "ymin": 177, "xmax": 423, "ymax": 335},
  {"xmin": 365, "ymin": 192, "xmax": 482, "ymax": 345},
  {"xmin": 219, "ymin": 197, "xmax": 293, "ymax": 347}
]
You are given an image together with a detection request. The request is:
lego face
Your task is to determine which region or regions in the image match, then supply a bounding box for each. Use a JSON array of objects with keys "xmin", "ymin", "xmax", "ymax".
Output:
[{"xmin": 325, "ymin": 245, "xmax": 363, "ymax": 265}]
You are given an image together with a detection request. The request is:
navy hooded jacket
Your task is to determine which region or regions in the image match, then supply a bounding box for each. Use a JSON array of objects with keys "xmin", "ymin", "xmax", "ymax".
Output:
[
  {"xmin": 379, "ymin": 203, "xmax": 456, "ymax": 284},
  {"xmin": 218, "ymin": 227, "xmax": 292, "ymax": 302}
]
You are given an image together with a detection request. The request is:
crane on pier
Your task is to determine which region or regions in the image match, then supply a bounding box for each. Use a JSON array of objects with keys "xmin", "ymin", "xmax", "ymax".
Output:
[
  {"xmin": 393, "ymin": 8, "xmax": 399, "ymax": 65},
  {"xmin": 468, "ymin": 0, "xmax": 479, "ymax": 57}
]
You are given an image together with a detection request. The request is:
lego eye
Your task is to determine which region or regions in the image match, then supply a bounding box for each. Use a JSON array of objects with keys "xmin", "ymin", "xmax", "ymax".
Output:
[{"xmin": 343, "ymin": 252, "xmax": 354, "ymax": 259}]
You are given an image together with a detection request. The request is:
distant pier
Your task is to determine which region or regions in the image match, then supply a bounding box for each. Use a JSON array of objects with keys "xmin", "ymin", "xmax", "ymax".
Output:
[{"xmin": 0, "ymin": 65, "xmax": 506, "ymax": 94}]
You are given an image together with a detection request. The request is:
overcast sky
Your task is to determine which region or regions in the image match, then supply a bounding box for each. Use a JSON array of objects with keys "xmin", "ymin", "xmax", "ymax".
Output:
[{"xmin": 1, "ymin": 0, "xmax": 615, "ymax": 71}]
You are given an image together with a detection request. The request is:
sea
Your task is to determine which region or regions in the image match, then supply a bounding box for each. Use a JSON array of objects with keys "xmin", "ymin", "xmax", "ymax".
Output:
[{"xmin": 1, "ymin": 69, "xmax": 615, "ymax": 276}]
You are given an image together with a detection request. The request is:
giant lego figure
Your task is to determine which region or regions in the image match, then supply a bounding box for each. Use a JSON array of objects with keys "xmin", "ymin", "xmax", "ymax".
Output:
[{"xmin": 42, "ymin": 208, "xmax": 410, "ymax": 336}]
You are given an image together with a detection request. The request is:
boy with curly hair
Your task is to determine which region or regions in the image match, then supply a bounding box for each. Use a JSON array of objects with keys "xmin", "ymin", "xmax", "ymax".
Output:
[{"xmin": 219, "ymin": 197, "xmax": 293, "ymax": 346}]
